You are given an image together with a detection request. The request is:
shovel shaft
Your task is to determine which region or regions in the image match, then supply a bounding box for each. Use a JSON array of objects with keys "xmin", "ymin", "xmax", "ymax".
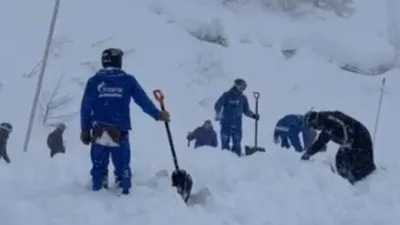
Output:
[
  {"xmin": 253, "ymin": 92, "xmax": 260, "ymax": 148},
  {"xmin": 153, "ymin": 89, "xmax": 180, "ymax": 171},
  {"xmin": 255, "ymin": 103, "xmax": 258, "ymax": 147}
]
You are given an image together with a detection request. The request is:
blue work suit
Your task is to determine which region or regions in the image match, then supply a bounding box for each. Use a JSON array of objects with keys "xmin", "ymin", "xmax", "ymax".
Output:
[
  {"xmin": 80, "ymin": 68, "xmax": 160, "ymax": 193},
  {"xmin": 214, "ymin": 87, "xmax": 256, "ymax": 156},
  {"xmin": 273, "ymin": 114, "xmax": 317, "ymax": 152}
]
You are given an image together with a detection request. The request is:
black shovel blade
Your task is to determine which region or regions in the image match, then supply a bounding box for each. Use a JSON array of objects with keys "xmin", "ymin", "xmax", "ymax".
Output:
[
  {"xmin": 245, "ymin": 146, "xmax": 266, "ymax": 156},
  {"xmin": 177, "ymin": 180, "xmax": 193, "ymax": 203},
  {"xmin": 172, "ymin": 169, "xmax": 193, "ymax": 203}
]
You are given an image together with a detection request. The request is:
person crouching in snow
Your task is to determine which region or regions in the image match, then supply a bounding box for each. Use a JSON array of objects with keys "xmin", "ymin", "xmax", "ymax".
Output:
[
  {"xmin": 301, "ymin": 110, "xmax": 376, "ymax": 185},
  {"xmin": 273, "ymin": 114, "xmax": 322, "ymax": 152},
  {"xmin": 187, "ymin": 120, "xmax": 218, "ymax": 148},
  {"xmin": 0, "ymin": 122, "xmax": 12, "ymax": 164},
  {"xmin": 47, "ymin": 123, "xmax": 66, "ymax": 158}
]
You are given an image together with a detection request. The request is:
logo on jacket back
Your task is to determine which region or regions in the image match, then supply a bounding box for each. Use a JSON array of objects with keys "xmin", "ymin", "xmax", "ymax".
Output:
[
  {"xmin": 228, "ymin": 99, "xmax": 240, "ymax": 105},
  {"xmin": 97, "ymin": 82, "xmax": 123, "ymax": 98}
]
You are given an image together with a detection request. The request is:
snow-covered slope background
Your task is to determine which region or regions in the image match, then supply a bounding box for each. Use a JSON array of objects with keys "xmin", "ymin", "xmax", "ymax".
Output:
[{"xmin": 0, "ymin": 0, "xmax": 400, "ymax": 224}]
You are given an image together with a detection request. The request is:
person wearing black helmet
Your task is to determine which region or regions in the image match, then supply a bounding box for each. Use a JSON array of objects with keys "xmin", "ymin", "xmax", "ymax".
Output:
[
  {"xmin": 80, "ymin": 48, "xmax": 172, "ymax": 195},
  {"xmin": 0, "ymin": 122, "xmax": 12, "ymax": 164},
  {"xmin": 214, "ymin": 78, "xmax": 259, "ymax": 156},
  {"xmin": 301, "ymin": 110, "xmax": 376, "ymax": 184}
]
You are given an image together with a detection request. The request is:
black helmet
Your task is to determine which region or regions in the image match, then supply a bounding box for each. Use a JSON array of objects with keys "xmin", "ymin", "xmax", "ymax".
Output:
[
  {"xmin": 234, "ymin": 78, "xmax": 247, "ymax": 92},
  {"xmin": 0, "ymin": 123, "xmax": 12, "ymax": 133},
  {"xmin": 304, "ymin": 110, "xmax": 320, "ymax": 129},
  {"xmin": 101, "ymin": 48, "xmax": 124, "ymax": 68}
]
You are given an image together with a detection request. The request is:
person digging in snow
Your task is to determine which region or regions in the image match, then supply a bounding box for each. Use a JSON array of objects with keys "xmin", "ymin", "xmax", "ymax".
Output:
[
  {"xmin": 273, "ymin": 114, "xmax": 322, "ymax": 152},
  {"xmin": 301, "ymin": 110, "xmax": 376, "ymax": 184}
]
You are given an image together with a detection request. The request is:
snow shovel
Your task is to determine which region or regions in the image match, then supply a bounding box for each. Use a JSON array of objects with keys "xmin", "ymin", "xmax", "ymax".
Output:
[
  {"xmin": 153, "ymin": 89, "xmax": 193, "ymax": 204},
  {"xmin": 245, "ymin": 92, "xmax": 266, "ymax": 156}
]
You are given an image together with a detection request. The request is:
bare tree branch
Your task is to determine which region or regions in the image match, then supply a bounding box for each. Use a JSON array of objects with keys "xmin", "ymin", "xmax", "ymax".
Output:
[
  {"xmin": 80, "ymin": 61, "xmax": 101, "ymax": 73},
  {"xmin": 23, "ymin": 36, "xmax": 73, "ymax": 78},
  {"xmin": 39, "ymin": 74, "xmax": 76, "ymax": 126},
  {"xmin": 47, "ymin": 111, "xmax": 77, "ymax": 120},
  {"xmin": 91, "ymin": 37, "xmax": 114, "ymax": 48},
  {"xmin": 71, "ymin": 77, "xmax": 86, "ymax": 88},
  {"xmin": 47, "ymin": 96, "xmax": 73, "ymax": 110}
]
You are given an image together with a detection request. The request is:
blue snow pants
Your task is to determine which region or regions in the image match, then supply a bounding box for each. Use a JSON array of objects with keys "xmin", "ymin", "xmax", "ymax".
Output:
[
  {"xmin": 90, "ymin": 135, "xmax": 132, "ymax": 193},
  {"xmin": 220, "ymin": 125, "xmax": 242, "ymax": 156},
  {"xmin": 275, "ymin": 131, "xmax": 303, "ymax": 152}
]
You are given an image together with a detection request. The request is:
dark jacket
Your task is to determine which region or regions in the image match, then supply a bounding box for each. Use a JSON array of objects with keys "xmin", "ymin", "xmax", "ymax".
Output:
[
  {"xmin": 187, "ymin": 126, "xmax": 218, "ymax": 148},
  {"xmin": 306, "ymin": 111, "xmax": 372, "ymax": 157},
  {"xmin": 0, "ymin": 123, "xmax": 11, "ymax": 163},
  {"xmin": 47, "ymin": 124, "xmax": 66, "ymax": 157},
  {"xmin": 214, "ymin": 87, "xmax": 255, "ymax": 130}
]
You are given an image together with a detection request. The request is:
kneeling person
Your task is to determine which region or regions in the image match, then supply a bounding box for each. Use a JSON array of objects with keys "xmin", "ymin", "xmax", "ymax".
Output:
[
  {"xmin": 187, "ymin": 120, "xmax": 218, "ymax": 148},
  {"xmin": 273, "ymin": 114, "xmax": 318, "ymax": 152},
  {"xmin": 301, "ymin": 110, "xmax": 376, "ymax": 184}
]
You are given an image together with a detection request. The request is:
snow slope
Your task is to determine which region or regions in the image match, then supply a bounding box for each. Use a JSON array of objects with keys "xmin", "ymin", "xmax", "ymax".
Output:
[{"xmin": 0, "ymin": 0, "xmax": 399, "ymax": 224}]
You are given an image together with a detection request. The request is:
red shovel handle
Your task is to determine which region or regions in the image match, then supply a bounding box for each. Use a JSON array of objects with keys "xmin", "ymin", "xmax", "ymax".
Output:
[
  {"xmin": 253, "ymin": 92, "xmax": 260, "ymax": 99},
  {"xmin": 153, "ymin": 89, "xmax": 164, "ymax": 102}
]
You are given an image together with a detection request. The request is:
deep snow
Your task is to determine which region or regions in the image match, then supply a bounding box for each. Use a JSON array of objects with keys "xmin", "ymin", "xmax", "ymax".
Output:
[{"xmin": 0, "ymin": 0, "xmax": 399, "ymax": 224}]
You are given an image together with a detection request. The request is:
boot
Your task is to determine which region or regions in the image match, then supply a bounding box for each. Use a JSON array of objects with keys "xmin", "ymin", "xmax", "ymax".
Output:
[
  {"xmin": 92, "ymin": 172, "xmax": 108, "ymax": 191},
  {"xmin": 115, "ymin": 176, "xmax": 131, "ymax": 194}
]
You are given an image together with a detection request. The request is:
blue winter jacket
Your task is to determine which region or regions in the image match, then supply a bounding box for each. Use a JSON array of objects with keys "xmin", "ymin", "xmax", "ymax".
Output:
[
  {"xmin": 187, "ymin": 126, "xmax": 218, "ymax": 148},
  {"xmin": 80, "ymin": 68, "xmax": 161, "ymax": 131},
  {"xmin": 273, "ymin": 114, "xmax": 316, "ymax": 151},
  {"xmin": 214, "ymin": 87, "xmax": 255, "ymax": 129}
]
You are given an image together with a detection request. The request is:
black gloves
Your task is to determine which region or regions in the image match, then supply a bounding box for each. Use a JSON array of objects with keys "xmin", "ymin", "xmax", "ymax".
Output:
[
  {"xmin": 186, "ymin": 132, "xmax": 193, "ymax": 141},
  {"xmin": 157, "ymin": 110, "xmax": 171, "ymax": 122},
  {"xmin": 171, "ymin": 169, "xmax": 193, "ymax": 202},
  {"xmin": 302, "ymin": 145, "xmax": 329, "ymax": 160},
  {"xmin": 80, "ymin": 130, "xmax": 91, "ymax": 145},
  {"xmin": 301, "ymin": 151, "xmax": 312, "ymax": 160},
  {"xmin": 251, "ymin": 113, "xmax": 260, "ymax": 120}
]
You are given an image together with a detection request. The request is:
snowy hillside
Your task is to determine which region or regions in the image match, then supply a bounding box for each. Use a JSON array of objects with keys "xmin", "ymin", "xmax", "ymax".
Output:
[{"xmin": 0, "ymin": 0, "xmax": 400, "ymax": 224}]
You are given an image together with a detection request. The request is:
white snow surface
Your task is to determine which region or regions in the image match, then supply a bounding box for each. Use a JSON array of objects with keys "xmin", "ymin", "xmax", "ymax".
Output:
[{"xmin": 0, "ymin": 0, "xmax": 400, "ymax": 224}]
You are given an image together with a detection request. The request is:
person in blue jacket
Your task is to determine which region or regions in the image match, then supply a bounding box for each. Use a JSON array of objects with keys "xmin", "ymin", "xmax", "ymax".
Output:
[
  {"xmin": 187, "ymin": 120, "xmax": 218, "ymax": 148},
  {"xmin": 214, "ymin": 78, "xmax": 259, "ymax": 156},
  {"xmin": 79, "ymin": 48, "xmax": 173, "ymax": 195},
  {"xmin": 273, "ymin": 114, "xmax": 319, "ymax": 152}
]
